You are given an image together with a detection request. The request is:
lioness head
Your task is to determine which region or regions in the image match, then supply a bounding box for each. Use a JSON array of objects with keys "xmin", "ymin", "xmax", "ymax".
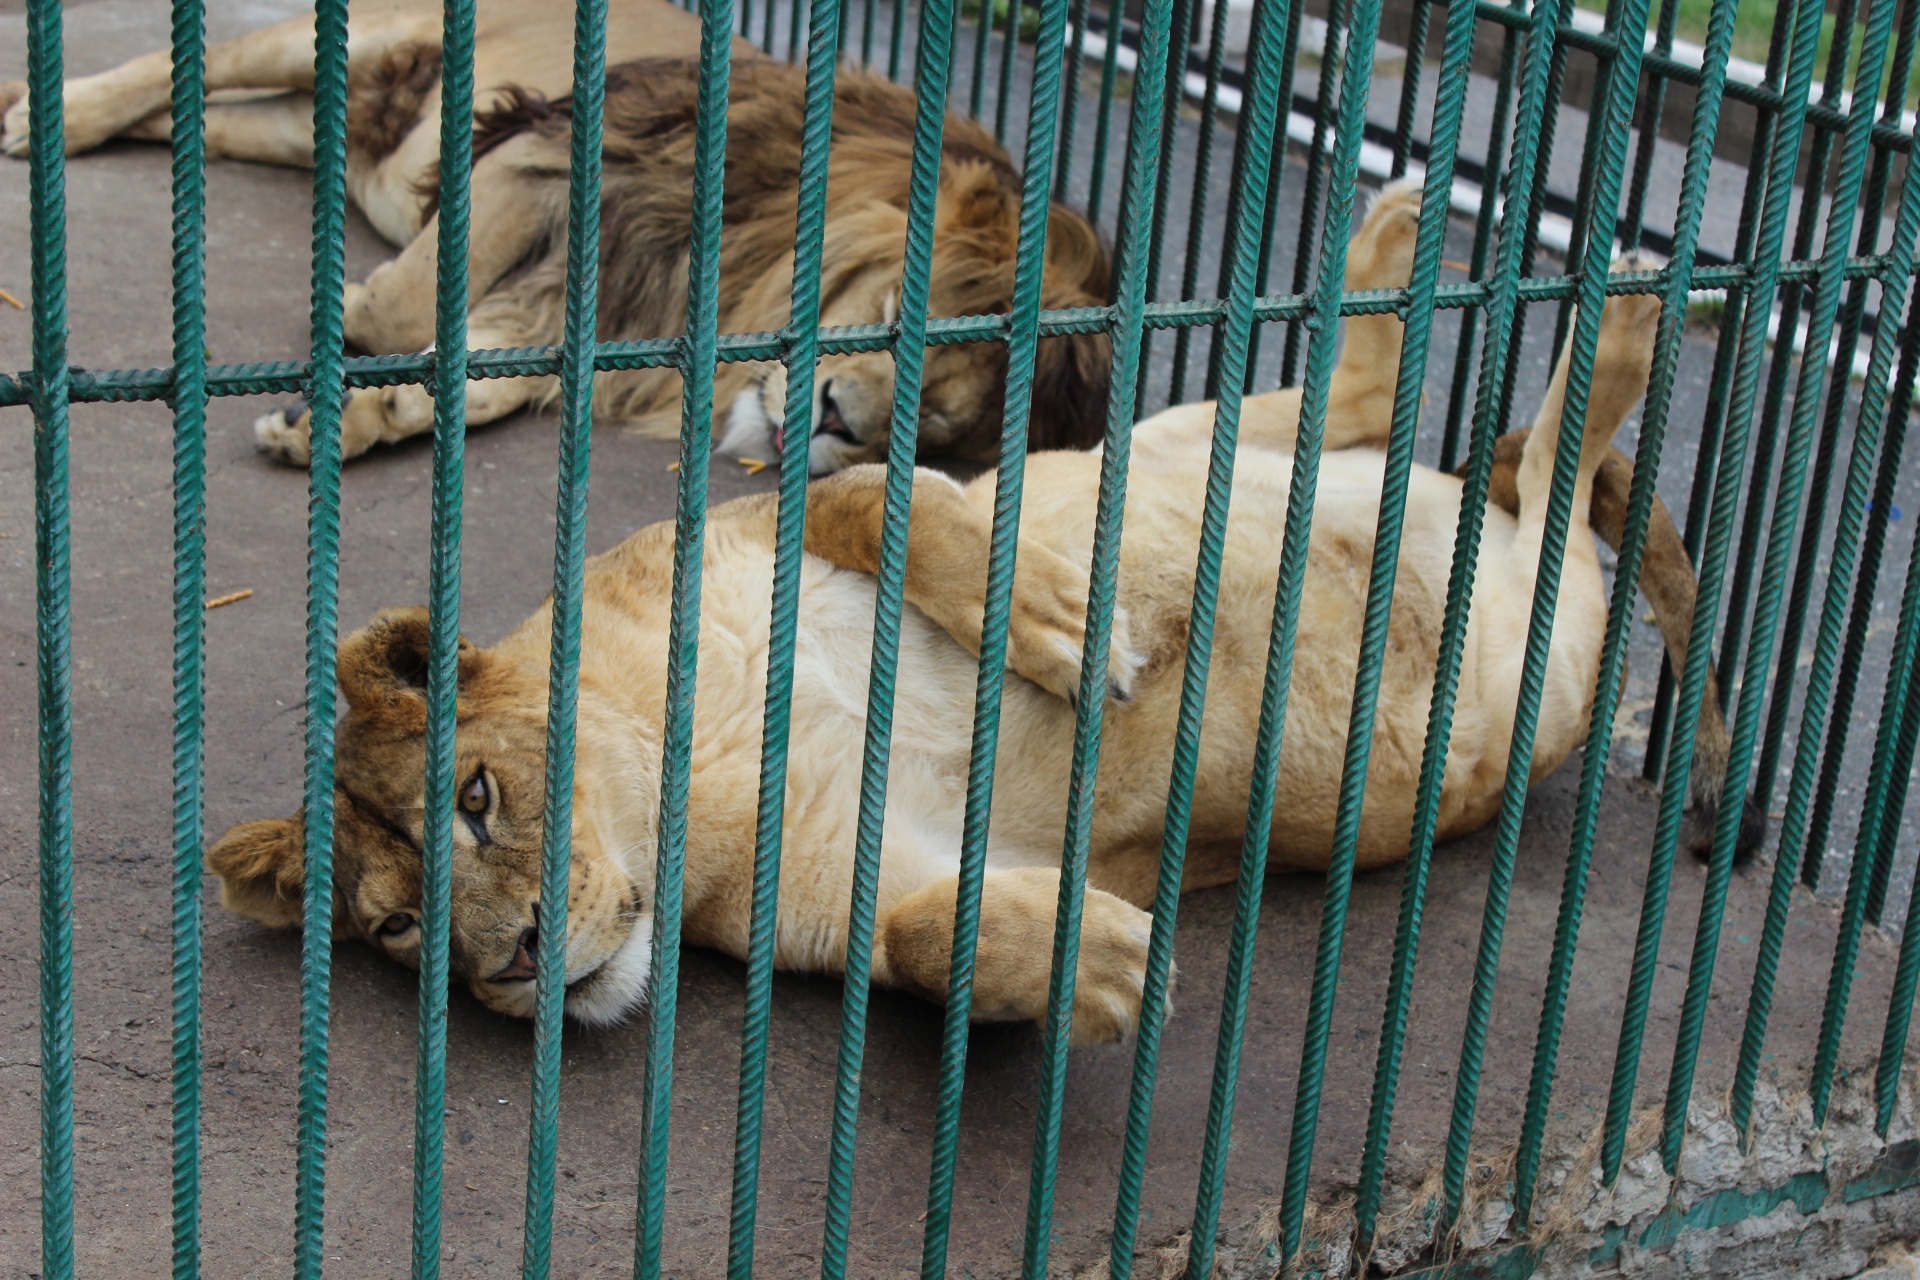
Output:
[
  {"xmin": 722, "ymin": 161, "xmax": 1112, "ymax": 475},
  {"xmin": 206, "ymin": 609, "xmax": 659, "ymax": 1025}
]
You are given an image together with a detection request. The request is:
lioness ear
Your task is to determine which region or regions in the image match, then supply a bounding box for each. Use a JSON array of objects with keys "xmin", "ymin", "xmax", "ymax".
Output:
[
  {"xmin": 206, "ymin": 816, "xmax": 308, "ymax": 929},
  {"xmin": 337, "ymin": 607, "xmax": 489, "ymax": 723}
]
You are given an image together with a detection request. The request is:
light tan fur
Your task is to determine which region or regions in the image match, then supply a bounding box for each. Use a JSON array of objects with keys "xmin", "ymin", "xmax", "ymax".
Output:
[
  {"xmin": 1, "ymin": 3, "xmax": 1110, "ymax": 474},
  {"xmin": 205, "ymin": 184, "xmax": 1759, "ymax": 1042}
]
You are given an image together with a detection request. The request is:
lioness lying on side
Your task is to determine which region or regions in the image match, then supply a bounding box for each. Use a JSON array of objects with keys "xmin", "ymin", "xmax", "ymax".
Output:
[
  {"xmin": 0, "ymin": 0, "xmax": 1110, "ymax": 474},
  {"xmin": 205, "ymin": 184, "xmax": 1761, "ymax": 1039}
]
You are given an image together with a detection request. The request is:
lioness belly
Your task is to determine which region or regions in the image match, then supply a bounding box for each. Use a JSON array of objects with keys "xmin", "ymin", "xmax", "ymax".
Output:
[{"xmin": 992, "ymin": 445, "xmax": 1600, "ymax": 874}]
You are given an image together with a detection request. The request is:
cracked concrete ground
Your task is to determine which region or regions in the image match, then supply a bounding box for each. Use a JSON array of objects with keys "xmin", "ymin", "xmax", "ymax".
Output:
[{"xmin": 5, "ymin": 1, "xmax": 1920, "ymax": 1276}]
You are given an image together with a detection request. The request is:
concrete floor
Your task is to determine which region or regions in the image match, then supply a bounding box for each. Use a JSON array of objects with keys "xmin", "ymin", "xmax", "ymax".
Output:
[{"xmin": 4, "ymin": 2, "xmax": 1920, "ymax": 1276}]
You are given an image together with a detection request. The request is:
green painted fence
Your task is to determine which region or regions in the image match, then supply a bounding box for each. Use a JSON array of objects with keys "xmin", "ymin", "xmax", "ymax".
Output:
[{"xmin": 14, "ymin": 0, "xmax": 1920, "ymax": 1272}]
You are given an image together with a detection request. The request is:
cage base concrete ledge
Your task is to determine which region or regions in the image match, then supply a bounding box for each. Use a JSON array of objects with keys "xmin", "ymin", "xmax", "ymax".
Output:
[{"xmin": 1080, "ymin": 1054, "xmax": 1920, "ymax": 1280}]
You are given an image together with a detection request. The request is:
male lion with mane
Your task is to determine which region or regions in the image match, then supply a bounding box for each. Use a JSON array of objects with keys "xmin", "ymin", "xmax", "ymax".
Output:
[
  {"xmin": 205, "ymin": 185, "xmax": 1763, "ymax": 1037},
  {"xmin": 1, "ymin": 0, "xmax": 1111, "ymax": 473}
]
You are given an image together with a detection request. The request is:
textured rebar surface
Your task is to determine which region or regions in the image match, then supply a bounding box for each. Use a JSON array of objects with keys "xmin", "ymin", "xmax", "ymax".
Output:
[
  {"xmin": 519, "ymin": 0, "xmax": 610, "ymax": 1273},
  {"xmin": 16, "ymin": 0, "xmax": 1920, "ymax": 1273},
  {"xmin": 166, "ymin": 0, "xmax": 209, "ymax": 1273}
]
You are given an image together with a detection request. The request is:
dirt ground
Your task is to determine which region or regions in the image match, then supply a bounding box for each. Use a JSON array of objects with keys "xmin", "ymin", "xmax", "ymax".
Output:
[{"xmin": 3, "ymin": 1, "xmax": 1917, "ymax": 1277}]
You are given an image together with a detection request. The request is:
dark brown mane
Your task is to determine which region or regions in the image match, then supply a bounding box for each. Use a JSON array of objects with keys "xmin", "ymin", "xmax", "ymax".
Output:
[{"xmin": 399, "ymin": 55, "xmax": 1112, "ymax": 452}]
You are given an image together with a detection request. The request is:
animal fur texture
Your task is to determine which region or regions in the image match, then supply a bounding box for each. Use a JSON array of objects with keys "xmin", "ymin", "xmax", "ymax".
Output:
[
  {"xmin": 0, "ymin": 0, "xmax": 1110, "ymax": 473},
  {"xmin": 205, "ymin": 183, "xmax": 1762, "ymax": 1037}
]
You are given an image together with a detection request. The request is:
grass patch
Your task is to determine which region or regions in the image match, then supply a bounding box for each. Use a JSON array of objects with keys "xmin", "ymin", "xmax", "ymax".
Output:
[
  {"xmin": 1573, "ymin": 0, "xmax": 1920, "ymax": 109},
  {"xmin": 960, "ymin": 0, "xmax": 1044, "ymax": 43}
]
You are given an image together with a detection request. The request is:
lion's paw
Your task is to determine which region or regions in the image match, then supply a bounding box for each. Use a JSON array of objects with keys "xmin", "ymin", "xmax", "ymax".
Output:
[
  {"xmin": 1008, "ymin": 550, "xmax": 1143, "ymax": 708},
  {"xmin": 340, "ymin": 281, "xmax": 371, "ymax": 348},
  {"xmin": 1067, "ymin": 890, "xmax": 1165, "ymax": 1047},
  {"xmin": 1, "ymin": 83, "xmax": 30, "ymax": 157},
  {"xmin": 253, "ymin": 401, "xmax": 314, "ymax": 466},
  {"xmin": 1348, "ymin": 176, "xmax": 1423, "ymax": 292}
]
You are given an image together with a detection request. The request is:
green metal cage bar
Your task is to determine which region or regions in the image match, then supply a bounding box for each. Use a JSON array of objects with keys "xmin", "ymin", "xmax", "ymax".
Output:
[
  {"xmin": 969, "ymin": 0, "xmax": 992, "ymax": 121},
  {"xmin": 1441, "ymin": 0, "xmax": 1660, "ymax": 1215},
  {"xmin": 1874, "ymin": 532, "xmax": 1920, "ymax": 1128},
  {"xmin": 727, "ymin": 0, "xmax": 841, "ymax": 1273},
  {"xmin": 1276, "ymin": 0, "xmax": 1347, "ymax": 389},
  {"xmin": 295, "ymin": 0, "xmax": 354, "ymax": 1271},
  {"xmin": 816, "ymin": 0, "xmax": 958, "ymax": 1269},
  {"xmin": 1714, "ymin": 0, "xmax": 1865, "ymax": 728},
  {"xmin": 920, "ymin": 0, "xmax": 1082, "ymax": 1268},
  {"xmin": 1512, "ymin": 0, "xmax": 1741, "ymax": 1222},
  {"xmin": 5, "ymin": 255, "xmax": 1902, "ymax": 412},
  {"xmin": 1351, "ymin": 0, "xmax": 1495, "ymax": 1242},
  {"xmin": 1860, "ymin": 298, "xmax": 1920, "ymax": 929},
  {"xmin": 1207, "ymin": 0, "xmax": 1301, "ymax": 397},
  {"xmin": 25, "ymin": 0, "xmax": 1920, "ymax": 1268},
  {"xmin": 1436, "ymin": 7, "xmax": 1518, "ymax": 474},
  {"xmin": 1389, "ymin": 0, "xmax": 1434, "ymax": 179},
  {"xmin": 1100, "ymin": 0, "xmax": 1297, "ymax": 1266},
  {"xmin": 995, "ymin": 0, "xmax": 1024, "ymax": 139},
  {"xmin": 1619, "ymin": 0, "xmax": 1681, "ymax": 249},
  {"xmin": 1764, "ymin": 0, "xmax": 1920, "ymax": 870},
  {"xmin": 1053, "ymin": 0, "xmax": 1091, "ymax": 200},
  {"xmin": 166, "ymin": 0, "xmax": 210, "ymax": 1273},
  {"xmin": 1796, "ymin": 142, "xmax": 1920, "ymax": 1131},
  {"xmin": 1599, "ymin": 0, "xmax": 1830, "ymax": 1183},
  {"xmin": 519, "ymin": 0, "xmax": 610, "ymax": 1271},
  {"xmin": 1356, "ymin": 0, "xmax": 1582, "ymax": 1229},
  {"xmin": 1096, "ymin": 0, "xmax": 1226, "ymax": 1260},
  {"xmin": 1134, "ymin": 0, "xmax": 1196, "ymax": 409},
  {"xmin": 1262, "ymin": 0, "xmax": 1398, "ymax": 1256},
  {"xmin": 1489, "ymin": 19, "xmax": 1567, "ymax": 451},
  {"xmin": 28, "ymin": 0, "xmax": 75, "ymax": 1272},
  {"xmin": 1165, "ymin": 0, "xmax": 1235, "ymax": 404},
  {"xmin": 409, "ymin": 0, "xmax": 478, "ymax": 1272},
  {"xmin": 1642, "ymin": 0, "xmax": 1794, "ymax": 781},
  {"xmin": 631, "ymin": 0, "xmax": 738, "ymax": 1272},
  {"xmin": 1019, "ymin": 0, "xmax": 1182, "ymax": 1265},
  {"xmin": 1664, "ymin": 0, "xmax": 1898, "ymax": 1169},
  {"xmin": 1081, "ymin": 0, "xmax": 1125, "ymax": 228}
]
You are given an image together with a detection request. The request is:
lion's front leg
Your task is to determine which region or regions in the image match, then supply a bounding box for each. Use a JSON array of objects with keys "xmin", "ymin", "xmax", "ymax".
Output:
[
  {"xmin": 801, "ymin": 464, "xmax": 1140, "ymax": 704},
  {"xmin": 880, "ymin": 867, "xmax": 1158, "ymax": 1046},
  {"xmin": 2, "ymin": 12, "xmax": 324, "ymax": 157},
  {"xmin": 253, "ymin": 367, "xmax": 550, "ymax": 466}
]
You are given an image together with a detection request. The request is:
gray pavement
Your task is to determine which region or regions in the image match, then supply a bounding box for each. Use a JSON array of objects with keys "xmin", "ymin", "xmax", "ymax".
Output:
[{"xmin": 4, "ymin": 2, "xmax": 1920, "ymax": 1276}]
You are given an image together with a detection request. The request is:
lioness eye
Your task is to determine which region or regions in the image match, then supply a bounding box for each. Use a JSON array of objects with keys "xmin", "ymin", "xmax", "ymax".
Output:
[
  {"xmin": 377, "ymin": 912, "xmax": 416, "ymax": 937},
  {"xmin": 460, "ymin": 770, "xmax": 488, "ymax": 815}
]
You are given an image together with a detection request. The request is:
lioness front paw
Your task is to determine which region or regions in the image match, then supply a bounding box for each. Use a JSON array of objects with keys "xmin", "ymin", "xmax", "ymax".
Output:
[
  {"xmin": 254, "ymin": 401, "xmax": 314, "ymax": 466},
  {"xmin": 1008, "ymin": 549, "xmax": 1144, "ymax": 707},
  {"xmin": 1068, "ymin": 890, "xmax": 1163, "ymax": 1047},
  {"xmin": 1, "ymin": 83, "xmax": 30, "ymax": 157}
]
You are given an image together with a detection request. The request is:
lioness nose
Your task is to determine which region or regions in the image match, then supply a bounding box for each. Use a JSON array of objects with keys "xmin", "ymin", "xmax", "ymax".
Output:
[{"xmin": 489, "ymin": 925, "xmax": 538, "ymax": 983}]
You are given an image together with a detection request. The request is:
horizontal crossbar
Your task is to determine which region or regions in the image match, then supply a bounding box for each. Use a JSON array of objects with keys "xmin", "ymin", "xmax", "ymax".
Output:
[{"xmin": 0, "ymin": 258, "xmax": 1900, "ymax": 409}]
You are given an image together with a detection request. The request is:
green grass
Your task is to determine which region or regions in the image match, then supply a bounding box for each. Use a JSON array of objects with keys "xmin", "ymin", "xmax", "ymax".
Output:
[
  {"xmin": 960, "ymin": 0, "xmax": 1044, "ymax": 42},
  {"xmin": 1574, "ymin": 0, "xmax": 1920, "ymax": 109}
]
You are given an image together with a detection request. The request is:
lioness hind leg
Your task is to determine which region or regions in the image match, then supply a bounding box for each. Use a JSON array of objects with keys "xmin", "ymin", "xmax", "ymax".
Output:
[
  {"xmin": 881, "ymin": 867, "xmax": 1159, "ymax": 1046},
  {"xmin": 1322, "ymin": 175, "xmax": 1425, "ymax": 446},
  {"xmin": 1514, "ymin": 254, "xmax": 1662, "ymax": 533},
  {"xmin": 1130, "ymin": 177, "xmax": 1423, "ymax": 461}
]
